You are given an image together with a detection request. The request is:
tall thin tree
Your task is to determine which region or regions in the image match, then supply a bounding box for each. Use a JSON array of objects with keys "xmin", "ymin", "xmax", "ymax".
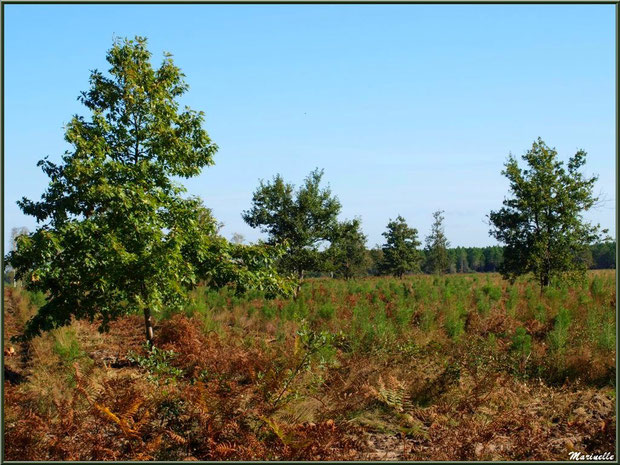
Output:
[{"xmin": 424, "ymin": 210, "xmax": 450, "ymax": 275}]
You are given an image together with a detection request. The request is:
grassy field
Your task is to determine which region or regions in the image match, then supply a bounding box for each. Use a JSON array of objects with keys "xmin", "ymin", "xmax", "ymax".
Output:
[{"xmin": 3, "ymin": 270, "xmax": 616, "ymax": 460}]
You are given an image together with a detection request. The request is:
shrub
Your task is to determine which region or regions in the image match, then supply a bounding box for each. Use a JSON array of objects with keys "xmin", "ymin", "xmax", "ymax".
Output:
[
  {"xmin": 481, "ymin": 283, "xmax": 502, "ymax": 302},
  {"xmin": 534, "ymin": 303, "xmax": 548, "ymax": 324},
  {"xmin": 475, "ymin": 289, "xmax": 490, "ymax": 315},
  {"xmin": 511, "ymin": 327, "xmax": 532, "ymax": 358},
  {"xmin": 548, "ymin": 307, "xmax": 571, "ymax": 353},
  {"xmin": 444, "ymin": 302, "xmax": 466, "ymax": 340},
  {"xmin": 27, "ymin": 290, "xmax": 47, "ymax": 309},
  {"xmin": 598, "ymin": 319, "xmax": 615, "ymax": 351},
  {"xmin": 590, "ymin": 276, "xmax": 606, "ymax": 300},
  {"xmin": 52, "ymin": 328, "xmax": 84, "ymax": 366},
  {"xmin": 317, "ymin": 302, "xmax": 336, "ymax": 320},
  {"xmin": 505, "ymin": 285, "xmax": 519, "ymax": 316},
  {"xmin": 420, "ymin": 307, "xmax": 436, "ymax": 332},
  {"xmin": 444, "ymin": 310, "xmax": 465, "ymax": 340},
  {"xmin": 127, "ymin": 345, "xmax": 183, "ymax": 385},
  {"xmin": 261, "ymin": 302, "xmax": 277, "ymax": 320}
]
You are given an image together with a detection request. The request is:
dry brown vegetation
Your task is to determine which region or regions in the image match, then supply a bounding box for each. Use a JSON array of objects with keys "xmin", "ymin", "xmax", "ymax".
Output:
[{"xmin": 3, "ymin": 271, "xmax": 616, "ymax": 460}]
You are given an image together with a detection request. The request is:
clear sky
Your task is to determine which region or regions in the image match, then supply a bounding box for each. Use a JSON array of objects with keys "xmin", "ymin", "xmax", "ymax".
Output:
[{"xmin": 3, "ymin": 4, "xmax": 616, "ymax": 251}]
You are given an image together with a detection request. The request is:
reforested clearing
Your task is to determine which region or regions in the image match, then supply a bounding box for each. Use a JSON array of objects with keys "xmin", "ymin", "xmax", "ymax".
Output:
[{"xmin": 4, "ymin": 270, "xmax": 615, "ymax": 460}]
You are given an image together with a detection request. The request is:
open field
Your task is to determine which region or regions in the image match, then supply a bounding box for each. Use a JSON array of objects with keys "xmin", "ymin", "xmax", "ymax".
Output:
[{"xmin": 3, "ymin": 271, "xmax": 616, "ymax": 460}]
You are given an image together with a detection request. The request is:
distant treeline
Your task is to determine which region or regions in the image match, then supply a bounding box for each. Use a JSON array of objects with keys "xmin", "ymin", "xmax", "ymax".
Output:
[
  {"xmin": 6, "ymin": 240, "xmax": 614, "ymax": 285},
  {"xmin": 589, "ymin": 241, "xmax": 617, "ymax": 270},
  {"xmin": 360, "ymin": 241, "xmax": 615, "ymax": 277}
]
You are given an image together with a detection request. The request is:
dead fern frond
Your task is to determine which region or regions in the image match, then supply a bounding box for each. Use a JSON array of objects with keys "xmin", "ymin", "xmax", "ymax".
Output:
[
  {"xmin": 144, "ymin": 434, "xmax": 163, "ymax": 452},
  {"xmin": 373, "ymin": 375, "xmax": 407, "ymax": 413},
  {"xmin": 166, "ymin": 430, "xmax": 188, "ymax": 445},
  {"xmin": 94, "ymin": 402, "xmax": 140, "ymax": 438},
  {"xmin": 120, "ymin": 397, "xmax": 144, "ymax": 422},
  {"xmin": 260, "ymin": 415, "xmax": 291, "ymax": 445},
  {"xmin": 214, "ymin": 441, "xmax": 237, "ymax": 458}
]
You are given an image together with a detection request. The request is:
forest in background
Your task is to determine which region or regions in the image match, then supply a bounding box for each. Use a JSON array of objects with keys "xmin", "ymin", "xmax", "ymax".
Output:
[{"xmin": 305, "ymin": 241, "xmax": 616, "ymax": 278}]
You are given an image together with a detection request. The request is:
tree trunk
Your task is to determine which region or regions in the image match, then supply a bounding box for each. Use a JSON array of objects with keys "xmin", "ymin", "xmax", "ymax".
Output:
[
  {"xmin": 539, "ymin": 273, "xmax": 550, "ymax": 294},
  {"xmin": 294, "ymin": 269, "xmax": 304, "ymax": 299},
  {"xmin": 143, "ymin": 307, "xmax": 154, "ymax": 346}
]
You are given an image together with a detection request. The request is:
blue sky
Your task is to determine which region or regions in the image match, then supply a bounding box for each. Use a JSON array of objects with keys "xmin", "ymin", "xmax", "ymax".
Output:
[{"xmin": 3, "ymin": 4, "xmax": 616, "ymax": 251}]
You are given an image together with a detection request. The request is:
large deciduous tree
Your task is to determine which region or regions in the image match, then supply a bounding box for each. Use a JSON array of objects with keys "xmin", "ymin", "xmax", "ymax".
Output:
[
  {"xmin": 6, "ymin": 37, "xmax": 289, "ymax": 344},
  {"xmin": 242, "ymin": 168, "xmax": 341, "ymax": 291},
  {"xmin": 424, "ymin": 210, "xmax": 450, "ymax": 275},
  {"xmin": 380, "ymin": 216, "xmax": 422, "ymax": 278},
  {"xmin": 489, "ymin": 138, "xmax": 605, "ymax": 290}
]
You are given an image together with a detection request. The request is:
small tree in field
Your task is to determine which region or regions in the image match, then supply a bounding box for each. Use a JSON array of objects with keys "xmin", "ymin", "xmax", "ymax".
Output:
[
  {"xmin": 424, "ymin": 210, "xmax": 450, "ymax": 274},
  {"xmin": 242, "ymin": 168, "xmax": 341, "ymax": 292},
  {"xmin": 326, "ymin": 218, "xmax": 368, "ymax": 279},
  {"xmin": 6, "ymin": 37, "xmax": 289, "ymax": 344},
  {"xmin": 380, "ymin": 216, "xmax": 421, "ymax": 278},
  {"xmin": 489, "ymin": 138, "xmax": 605, "ymax": 290}
]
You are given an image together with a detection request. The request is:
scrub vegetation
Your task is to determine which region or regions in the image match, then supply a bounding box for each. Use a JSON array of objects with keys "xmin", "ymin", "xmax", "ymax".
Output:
[{"xmin": 4, "ymin": 271, "xmax": 615, "ymax": 460}]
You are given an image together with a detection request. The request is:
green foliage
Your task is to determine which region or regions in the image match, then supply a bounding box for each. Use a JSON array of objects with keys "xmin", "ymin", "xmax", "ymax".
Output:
[
  {"xmin": 193, "ymin": 238, "xmax": 294, "ymax": 299},
  {"xmin": 444, "ymin": 303, "xmax": 466, "ymax": 340},
  {"xmin": 586, "ymin": 308, "xmax": 615, "ymax": 352},
  {"xmin": 242, "ymin": 168, "xmax": 341, "ymax": 281},
  {"xmin": 261, "ymin": 301, "xmax": 278, "ymax": 319},
  {"xmin": 424, "ymin": 210, "xmax": 450, "ymax": 274},
  {"xmin": 128, "ymin": 344, "xmax": 184, "ymax": 384},
  {"xmin": 271, "ymin": 324, "xmax": 336, "ymax": 407},
  {"xmin": 511, "ymin": 327, "xmax": 532, "ymax": 358},
  {"xmin": 5, "ymin": 37, "xmax": 291, "ymax": 343},
  {"xmin": 534, "ymin": 303, "xmax": 548, "ymax": 324},
  {"xmin": 27, "ymin": 290, "xmax": 47, "ymax": 309},
  {"xmin": 548, "ymin": 307, "xmax": 571, "ymax": 353},
  {"xmin": 481, "ymin": 282, "xmax": 502, "ymax": 302},
  {"xmin": 542, "ymin": 285, "xmax": 562, "ymax": 307},
  {"xmin": 589, "ymin": 275, "xmax": 606, "ymax": 300},
  {"xmin": 589, "ymin": 241, "xmax": 616, "ymax": 269},
  {"xmin": 489, "ymin": 138, "xmax": 604, "ymax": 289},
  {"xmin": 420, "ymin": 307, "xmax": 436, "ymax": 332},
  {"xmin": 597, "ymin": 319, "xmax": 616, "ymax": 352},
  {"xmin": 366, "ymin": 246, "xmax": 385, "ymax": 276},
  {"xmin": 6, "ymin": 37, "xmax": 216, "ymax": 340},
  {"xmin": 474, "ymin": 288, "xmax": 491, "ymax": 315},
  {"xmin": 52, "ymin": 328, "xmax": 85, "ymax": 366},
  {"xmin": 325, "ymin": 218, "xmax": 369, "ymax": 279},
  {"xmin": 317, "ymin": 302, "xmax": 336, "ymax": 320},
  {"xmin": 380, "ymin": 216, "xmax": 422, "ymax": 278}
]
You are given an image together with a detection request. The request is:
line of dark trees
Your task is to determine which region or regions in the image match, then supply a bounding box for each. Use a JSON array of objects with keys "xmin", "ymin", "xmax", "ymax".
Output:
[
  {"xmin": 363, "ymin": 244, "xmax": 505, "ymax": 276},
  {"xmin": 361, "ymin": 242, "xmax": 614, "ymax": 278}
]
